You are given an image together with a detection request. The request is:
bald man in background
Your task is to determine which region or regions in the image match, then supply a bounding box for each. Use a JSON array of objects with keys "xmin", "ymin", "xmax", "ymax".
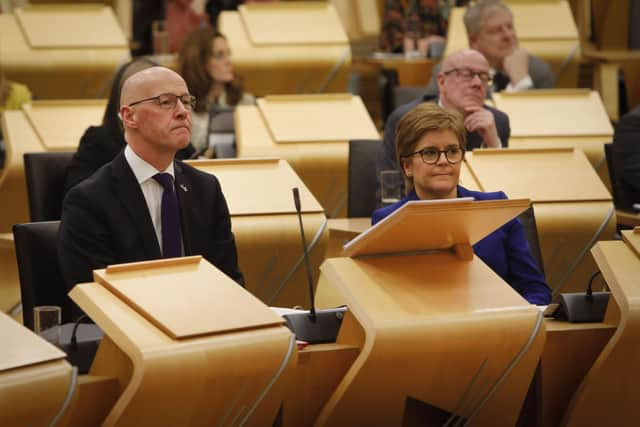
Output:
[
  {"xmin": 59, "ymin": 66, "xmax": 243, "ymax": 316},
  {"xmin": 378, "ymin": 49, "xmax": 510, "ymax": 183}
]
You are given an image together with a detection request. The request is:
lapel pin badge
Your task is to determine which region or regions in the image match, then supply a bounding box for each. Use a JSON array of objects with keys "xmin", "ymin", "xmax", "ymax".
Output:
[{"xmin": 180, "ymin": 184, "xmax": 188, "ymax": 192}]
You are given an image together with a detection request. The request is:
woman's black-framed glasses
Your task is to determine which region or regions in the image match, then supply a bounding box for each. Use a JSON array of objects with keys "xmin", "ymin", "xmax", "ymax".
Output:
[
  {"xmin": 402, "ymin": 146, "xmax": 465, "ymax": 165},
  {"xmin": 128, "ymin": 93, "xmax": 197, "ymax": 110}
]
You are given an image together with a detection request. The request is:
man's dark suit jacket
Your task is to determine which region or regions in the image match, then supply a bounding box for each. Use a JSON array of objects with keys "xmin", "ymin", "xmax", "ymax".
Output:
[
  {"xmin": 377, "ymin": 94, "xmax": 511, "ymax": 176},
  {"xmin": 59, "ymin": 151, "xmax": 244, "ymax": 314},
  {"xmin": 612, "ymin": 105, "xmax": 640, "ymax": 210}
]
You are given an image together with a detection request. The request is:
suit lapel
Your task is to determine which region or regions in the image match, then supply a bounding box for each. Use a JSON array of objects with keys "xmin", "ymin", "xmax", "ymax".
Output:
[
  {"xmin": 111, "ymin": 153, "xmax": 162, "ymax": 258},
  {"xmin": 174, "ymin": 162, "xmax": 193, "ymax": 255}
]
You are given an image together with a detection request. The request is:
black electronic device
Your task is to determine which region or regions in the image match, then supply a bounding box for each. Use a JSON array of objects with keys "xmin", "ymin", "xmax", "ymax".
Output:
[
  {"xmin": 57, "ymin": 319, "xmax": 103, "ymax": 374},
  {"xmin": 553, "ymin": 271, "xmax": 610, "ymax": 323},
  {"xmin": 282, "ymin": 188, "xmax": 347, "ymax": 343}
]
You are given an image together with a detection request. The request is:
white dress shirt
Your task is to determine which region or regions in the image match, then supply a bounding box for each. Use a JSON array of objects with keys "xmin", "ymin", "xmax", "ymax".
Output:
[{"xmin": 124, "ymin": 145, "xmax": 176, "ymax": 254}]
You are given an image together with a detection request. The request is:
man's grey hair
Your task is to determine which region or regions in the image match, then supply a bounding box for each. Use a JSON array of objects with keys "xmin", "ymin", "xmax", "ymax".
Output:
[{"xmin": 463, "ymin": 0, "xmax": 513, "ymax": 37}]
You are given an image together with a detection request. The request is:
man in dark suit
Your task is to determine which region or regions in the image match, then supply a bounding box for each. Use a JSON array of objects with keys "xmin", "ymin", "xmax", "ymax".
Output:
[
  {"xmin": 424, "ymin": 0, "xmax": 554, "ymax": 95},
  {"xmin": 612, "ymin": 104, "xmax": 640, "ymax": 211},
  {"xmin": 378, "ymin": 49, "xmax": 510, "ymax": 178},
  {"xmin": 59, "ymin": 66, "xmax": 244, "ymax": 315}
]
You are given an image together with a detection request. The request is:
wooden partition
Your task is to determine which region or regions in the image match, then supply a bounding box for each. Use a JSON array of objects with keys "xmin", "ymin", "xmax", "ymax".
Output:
[
  {"xmin": 0, "ymin": 100, "xmax": 105, "ymax": 233},
  {"xmin": 0, "ymin": 233, "xmax": 20, "ymax": 320},
  {"xmin": 445, "ymin": 1, "xmax": 580, "ymax": 87},
  {"xmin": 0, "ymin": 312, "xmax": 74, "ymax": 426},
  {"xmin": 0, "ymin": 5, "xmax": 129, "ymax": 99},
  {"xmin": 235, "ymin": 94, "xmax": 379, "ymax": 218},
  {"xmin": 560, "ymin": 230, "xmax": 640, "ymax": 425},
  {"xmin": 311, "ymin": 198, "xmax": 545, "ymax": 426},
  {"xmin": 464, "ymin": 148, "xmax": 616, "ymax": 296},
  {"xmin": 219, "ymin": 2, "xmax": 351, "ymax": 96},
  {"xmin": 187, "ymin": 158, "xmax": 328, "ymax": 309},
  {"xmin": 492, "ymin": 89, "xmax": 614, "ymax": 188},
  {"xmin": 67, "ymin": 256, "xmax": 296, "ymax": 426}
]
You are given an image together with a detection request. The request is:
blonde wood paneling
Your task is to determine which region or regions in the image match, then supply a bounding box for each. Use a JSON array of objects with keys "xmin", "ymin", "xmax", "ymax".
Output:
[
  {"xmin": 0, "ymin": 7, "xmax": 130, "ymax": 99},
  {"xmin": 562, "ymin": 240, "xmax": 640, "ymax": 425},
  {"xmin": 219, "ymin": 3, "xmax": 351, "ymax": 95},
  {"xmin": 69, "ymin": 257, "xmax": 297, "ymax": 426}
]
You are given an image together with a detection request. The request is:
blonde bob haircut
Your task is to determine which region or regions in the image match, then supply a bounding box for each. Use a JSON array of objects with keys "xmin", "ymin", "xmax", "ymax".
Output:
[{"xmin": 395, "ymin": 103, "xmax": 467, "ymax": 193}]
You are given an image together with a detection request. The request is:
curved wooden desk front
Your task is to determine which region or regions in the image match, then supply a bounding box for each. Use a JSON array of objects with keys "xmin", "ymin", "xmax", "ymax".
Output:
[
  {"xmin": 68, "ymin": 257, "xmax": 297, "ymax": 426},
  {"xmin": 0, "ymin": 5, "xmax": 130, "ymax": 99},
  {"xmin": 560, "ymin": 232, "xmax": 640, "ymax": 426},
  {"xmin": 0, "ymin": 312, "xmax": 74, "ymax": 427},
  {"xmin": 312, "ymin": 199, "xmax": 545, "ymax": 426},
  {"xmin": 188, "ymin": 158, "xmax": 329, "ymax": 308},
  {"xmin": 219, "ymin": 3, "xmax": 351, "ymax": 96},
  {"xmin": 491, "ymin": 90, "xmax": 614, "ymax": 189},
  {"xmin": 464, "ymin": 148, "xmax": 616, "ymax": 296},
  {"xmin": 235, "ymin": 95, "xmax": 380, "ymax": 218},
  {"xmin": 0, "ymin": 100, "xmax": 105, "ymax": 232}
]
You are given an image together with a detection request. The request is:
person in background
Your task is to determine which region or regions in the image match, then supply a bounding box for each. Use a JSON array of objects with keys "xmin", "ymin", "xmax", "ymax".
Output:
[
  {"xmin": 612, "ymin": 103, "xmax": 640, "ymax": 213},
  {"xmin": 372, "ymin": 103, "xmax": 550, "ymax": 305},
  {"xmin": 178, "ymin": 27, "xmax": 254, "ymax": 154},
  {"xmin": 378, "ymin": 49, "xmax": 509, "ymax": 187},
  {"xmin": 424, "ymin": 0, "xmax": 554, "ymax": 95},
  {"xmin": 64, "ymin": 59, "xmax": 195, "ymax": 196},
  {"xmin": 0, "ymin": 73, "xmax": 32, "ymax": 168},
  {"xmin": 167, "ymin": 0, "xmax": 210, "ymax": 53},
  {"xmin": 59, "ymin": 67, "xmax": 244, "ymax": 319}
]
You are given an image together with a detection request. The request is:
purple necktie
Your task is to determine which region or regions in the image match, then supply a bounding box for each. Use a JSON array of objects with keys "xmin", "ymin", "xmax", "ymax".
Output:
[{"xmin": 152, "ymin": 173, "xmax": 181, "ymax": 258}]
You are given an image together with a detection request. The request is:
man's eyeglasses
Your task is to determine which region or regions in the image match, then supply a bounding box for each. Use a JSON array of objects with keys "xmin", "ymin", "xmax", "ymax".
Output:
[
  {"xmin": 443, "ymin": 68, "xmax": 492, "ymax": 84},
  {"xmin": 128, "ymin": 93, "xmax": 197, "ymax": 110},
  {"xmin": 402, "ymin": 146, "xmax": 465, "ymax": 165}
]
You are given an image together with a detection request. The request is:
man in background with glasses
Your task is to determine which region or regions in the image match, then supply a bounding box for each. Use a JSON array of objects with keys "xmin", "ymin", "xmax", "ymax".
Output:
[
  {"xmin": 378, "ymin": 49, "xmax": 510, "ymax": 195},
  {"xmin": 59, "ymin": 66, "xmax": 244, "ymax": 317}
]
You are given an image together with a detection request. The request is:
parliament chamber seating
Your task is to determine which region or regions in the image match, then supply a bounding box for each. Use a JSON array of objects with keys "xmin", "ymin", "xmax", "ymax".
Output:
[
  {"xmin": 12, "ymin": 221, "xmax": 72, "ymax": 330},
  {"xmin": 2, "ymin": 1, "xmax": 640, "ymax": 425},
  {"xmin": 24, "ymin": 152, "xmax": 74, "ymax": 222}
]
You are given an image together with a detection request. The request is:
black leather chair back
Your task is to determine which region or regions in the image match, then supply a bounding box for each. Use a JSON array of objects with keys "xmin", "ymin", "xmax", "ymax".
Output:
[
  {"xmin": 13, "ymin": 221, "xmax": 71, "ymax": 330},
  {"xmin": 24, "ymin": 152, "xmax": 74, "ymax": 222},
  {"xmin": 348, "ymin": 139, "xmax": 382, "ymax": 218},
  {"xmin": 604, "ymin": 142, "xmax": 629, "ymax": 211},
  {"xmin": 517, "ymin": 206, "xmax": 546, "ymax": 277}
]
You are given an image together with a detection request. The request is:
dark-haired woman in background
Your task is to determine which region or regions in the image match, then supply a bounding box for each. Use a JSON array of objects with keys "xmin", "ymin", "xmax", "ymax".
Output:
[
  {"xmin": 63, "ymin": 59, "xmax": 196, "ymax": 195},
  {"xmin": 372, "ymin": 102, "xmax": 550, "ymax": 305},
  {"xmin": 178, "ymin": 27, "xmax": 254, "ymax": 154}
]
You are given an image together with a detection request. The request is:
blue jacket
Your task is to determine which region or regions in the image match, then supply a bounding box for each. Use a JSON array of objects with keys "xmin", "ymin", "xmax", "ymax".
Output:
[{"xmin": 371, "ymin": 186, "xmax": 551, "ymax": 305}]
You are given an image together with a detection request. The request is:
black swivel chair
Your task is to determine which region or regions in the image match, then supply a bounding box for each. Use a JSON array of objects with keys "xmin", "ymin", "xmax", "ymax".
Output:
[
  {"xmin": 518, "ymin": 206, "xmax": 546, "ymax": 277},
  {"xmin": 348, "ymin": 139, "xmax": 383, "ymax": 218},
  {"xmin": 13, "ymin": 221, "xmax": 72, "ymax": 330},
  {"xmin": 23, "ymin": 152, "xmax": 75, "ymax": 222}
]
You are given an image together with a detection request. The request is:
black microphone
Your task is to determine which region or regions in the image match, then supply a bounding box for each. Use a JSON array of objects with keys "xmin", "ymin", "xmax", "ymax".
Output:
[
  {"xmin": 553, "ymin": 271, "xmax": 610, "ymax": 322},
  {"xmin": 293, "ymin": 187, "xmax": 317, "ymax": 322},
  {"xmin": 282, "ymin": 188, "xmax": 347, "ymax": 343}
]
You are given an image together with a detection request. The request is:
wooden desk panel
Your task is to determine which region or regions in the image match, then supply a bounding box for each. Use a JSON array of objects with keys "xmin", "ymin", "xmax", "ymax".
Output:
[{"xmin": 0, "ymin": 7, "xmax": 130, "ymax": 99}]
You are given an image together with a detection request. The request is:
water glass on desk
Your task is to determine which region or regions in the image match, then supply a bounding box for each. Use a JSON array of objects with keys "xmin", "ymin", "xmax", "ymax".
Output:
[
  {"xmin": 34, "ymin": 305, "xmax": 61, "ymax": 346},
  {"xmin": 152, "ymin": 20, "xmax": 169, "ymax": 55},
  {"xmin": 380, "ymin": 170, "xmax": 404, "ymax": 205}
]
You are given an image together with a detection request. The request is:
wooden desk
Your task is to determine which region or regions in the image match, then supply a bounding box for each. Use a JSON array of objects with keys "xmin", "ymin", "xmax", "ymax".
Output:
[
  {"xmin": 0, "ymin": 312, "xmax": 74, "ymax": 427},
  {"xmin": 326, "ymin": 217, "xmax": 371, "ymax": 258},
  {"xmin": 313, "ymin": 199, "xmax": 544, "ymax": 426},
  {"xmin": 0, "ymin": 100, "xmax": 105, "ymax": 232},
  {"xmin": 583, "ymin": 44, "xmax": 640, "ymax": 122},
  {"xmin": 492, "ymin": 89, "xmax": 614, "ymax": 189},
  {"xmin": 464, "ymin": 148, "xmax": 616, "ymax": 295},
  {"xmin": 219, "ymin": 3, "xmax": 351, "ymax": 96},
  {"xmin": 0, "ymin": 5, "xmax": 130, "ymax": 99},
  {"xmin": 68, "ymin": 256, "xmax": 296, "ymax": 426},
  {"xmin": 235, "ymin": 95, "xmax": 379, "ymax": 218},
  {"xmin": 445, "ymin": 2, "xmax": 580, "ymax": 88},
  {"xmin": 366, "ymin": 55, "xmax": 436, "ymax": 87},
  {"xmin": 188, "ymin": 158, "xmax": 329, "ymax": 309},
  {"xmin": 559, "ymin": 238, "xmax": 640, "ymax": 425}
]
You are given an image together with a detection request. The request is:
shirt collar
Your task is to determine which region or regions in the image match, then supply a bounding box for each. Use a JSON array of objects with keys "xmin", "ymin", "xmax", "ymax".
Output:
[{"xmin": 124, "ymin": 145, "xmax": 175, "ymax": 185}]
